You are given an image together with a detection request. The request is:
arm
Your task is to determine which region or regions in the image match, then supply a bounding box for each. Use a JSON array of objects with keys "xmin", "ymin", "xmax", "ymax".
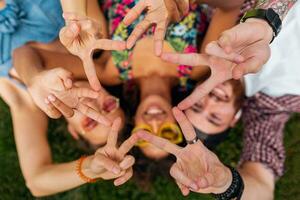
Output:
[
  {"xmin": 0, "ymin": 81, "xmax": 135, "ymax": 197},
  {"xmin": 196, "ymin": 0, "xmax": 244, "ymax": 10},
  {"xmin": 257, "ymin": 0, "xmax": 298, "ymax": 20},
  {"xmin": 60, "ymin": 0, "xmax": 87, "ymax": 16},
  {"xmin": 238, "ymin": 163, "xmax": 274, "ymax": 200}
]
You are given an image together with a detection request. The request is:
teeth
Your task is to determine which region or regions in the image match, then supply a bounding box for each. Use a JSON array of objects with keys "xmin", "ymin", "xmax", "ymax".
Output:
[{"xmin": 147, "ymin": 107, "xmax": 163, "ymax": 115}]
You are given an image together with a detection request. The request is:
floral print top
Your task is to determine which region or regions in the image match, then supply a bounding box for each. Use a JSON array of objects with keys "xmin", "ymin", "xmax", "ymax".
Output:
[{"xmin": 100, "ymin": 0, "xmax": 210, "ymax": 91}]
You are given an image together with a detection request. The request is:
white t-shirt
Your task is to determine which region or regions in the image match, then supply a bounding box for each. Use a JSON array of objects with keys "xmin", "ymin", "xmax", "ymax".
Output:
[{"xmin": 244, "ymin": 1, "xmax": 300, "ymax": 97}]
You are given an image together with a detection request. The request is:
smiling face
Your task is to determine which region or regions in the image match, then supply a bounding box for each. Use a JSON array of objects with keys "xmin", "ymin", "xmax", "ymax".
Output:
[
  {"xmin": 186, "ymin": 80, "xmax": 244, "ymax": 135},
  {"xmin": 66, "ymin": 82, "xmax": 125, "ymax": 146},
  {"xmin": 134, "ymin": 95, "xmax": 175, "ymax": 159}
]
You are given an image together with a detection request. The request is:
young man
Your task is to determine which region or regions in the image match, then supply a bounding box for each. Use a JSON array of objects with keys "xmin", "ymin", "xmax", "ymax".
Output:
[{"xmin": 160, "ymin": 1, "xmax": 300, "ymax": 199}]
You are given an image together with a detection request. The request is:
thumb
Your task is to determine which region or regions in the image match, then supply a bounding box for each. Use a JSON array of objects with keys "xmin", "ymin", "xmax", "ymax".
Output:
[
  {"xmin": 55, "ymin": 68, "xmax": 73, "ymax": 89},
  {"xmin": 59, "ymin": 22, "xmax": 80, "ymax": 48}
]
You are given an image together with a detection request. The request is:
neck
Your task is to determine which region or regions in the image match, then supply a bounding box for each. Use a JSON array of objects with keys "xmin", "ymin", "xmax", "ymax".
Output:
[{"xmin": 138, "ymin": 76, "xmax": 173, "ymax": 102}]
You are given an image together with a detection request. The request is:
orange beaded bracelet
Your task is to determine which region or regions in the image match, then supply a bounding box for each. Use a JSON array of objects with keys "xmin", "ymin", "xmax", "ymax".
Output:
[{"xmin": 76, "ymin": 156, "xmax": 97, "ymax": 183}]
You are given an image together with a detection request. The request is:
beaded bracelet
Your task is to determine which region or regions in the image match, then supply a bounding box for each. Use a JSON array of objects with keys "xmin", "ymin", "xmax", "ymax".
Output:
[{"xmin": 76, "ymin": 156, "xmax": 97, "ymax": 183}]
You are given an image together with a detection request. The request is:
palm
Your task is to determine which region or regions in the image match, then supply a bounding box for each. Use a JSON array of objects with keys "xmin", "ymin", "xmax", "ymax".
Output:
[
  {"xmin": 89, "ymin": 119, "xmax": 138, "ymax": 185},
  {"xmin": 137, "ymin": 107, "xmax": 231, "ymax": 195},
  {"xmin": 123, "ymin": 0, "xmax": 189, "ymax": 55}
]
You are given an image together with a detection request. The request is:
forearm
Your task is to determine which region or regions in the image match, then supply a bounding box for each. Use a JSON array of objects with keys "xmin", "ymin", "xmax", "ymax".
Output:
[
  {"xmin": 13, "ymin": 45, "xmax": 44, "ymax": 86},
  {"xmin": 196, "ymin": 0, "xmax": 244, "ymax": 11},
  {"xmin": 27, "ymin": 157, "xmax": 97, "ymax": 197},
  {"xmin": 0, "ymin": 0, "xmax": 5, "ymax": 9},
  {"xmin": 60, "ymin": 0, "xmax": 87, "ymax": 16},
  {"xmin": 238, "ymin": 162, "xmax": 275, "ymax": 200},
  {"xmin": 257, "ymin": 0, "xmax": 298, "ymax": 20}
]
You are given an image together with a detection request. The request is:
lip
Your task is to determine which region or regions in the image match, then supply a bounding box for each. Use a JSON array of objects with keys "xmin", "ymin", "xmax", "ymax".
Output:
[
  {"xmin": 81, "ymin": 117, "xmax": 98, "ymax": 132},
  {"xmin": 102, "ymin": 97, "xmax": 118, "ymax": 113}
]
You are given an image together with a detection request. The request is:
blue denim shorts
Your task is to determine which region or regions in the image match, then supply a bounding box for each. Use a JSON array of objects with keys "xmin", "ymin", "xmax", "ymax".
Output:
[{"xmin": 0, "ymin": 0, "xmax": 64, "ymax": 77}]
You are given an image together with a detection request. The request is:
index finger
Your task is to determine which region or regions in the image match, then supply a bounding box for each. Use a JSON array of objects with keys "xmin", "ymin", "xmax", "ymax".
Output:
[
  {"xmin": 94, "ymin": 39, "xmax": 126, "ymax": 51},
  {"xmin": 106, "ymin": 118, "xmax": 122, "ymax": 147},
  {"xmin": 161, "ymin": 53, "xmax": 209, "ymax": 66},
  {"xmin": 123, "ymin": 0, "xmax": 146, "ymax": 26},
  {"xmin": 136, "ymin": 131, "xmax": 181, "ymax": 156},
  {"xmin": 172, "ymin": 107, "xmax": 197, "ymax": 142},
  {"xmin": 82, "ymin": 58, "xmax": 102, "ymax": 91},
  {"xmin": 76, "ymin": 103, "xmax": 111, "ymax": 126},
  {"xmin": 118, "ymin": 134, "xmax": 140, "ymax": 157},
  {"xmin": 73, "ymin": 87, "xmax": 99, "ymax": 99},
  {"xmin": 178, "ymin": 75, "xmax": 220, "ymax": 110}
]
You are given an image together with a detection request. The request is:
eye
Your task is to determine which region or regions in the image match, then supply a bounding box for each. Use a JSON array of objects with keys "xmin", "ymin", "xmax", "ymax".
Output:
[
  {"xmin": 191, "ymin": 102, "xmax": 202, "ymax": 113},
  {"xmin": 209, "ymin": 92, "xmax": 221, "ymax": 102}
]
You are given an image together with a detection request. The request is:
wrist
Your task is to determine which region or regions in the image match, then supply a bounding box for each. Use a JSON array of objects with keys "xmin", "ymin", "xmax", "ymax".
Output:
[
  {"xmin": 214, "ymin": 166, "xmax": 233, "ymax": 194},
  {"xmin": 245, "ymin": 18, "xmax": 274, "ymax": 43},
  {"xmin": 81, "ymin": 155, "xmax": 102, "ymax": 179}
]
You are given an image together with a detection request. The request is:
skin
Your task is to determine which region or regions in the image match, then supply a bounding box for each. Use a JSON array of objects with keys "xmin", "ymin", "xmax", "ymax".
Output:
[
  {"xmin": 137, "ymin": 108, "xmax": 275, "ymax": 200},
  {"xmin": 185, "ymin": 80, "xmax": 240, "ymax": 134},
  {"xmin": 0, "ymin": 0, "xmax": 5, "ymax": 9},
  {"xmin": 0, "ymin": 78, "xmax": 136, "ymax": 197}
]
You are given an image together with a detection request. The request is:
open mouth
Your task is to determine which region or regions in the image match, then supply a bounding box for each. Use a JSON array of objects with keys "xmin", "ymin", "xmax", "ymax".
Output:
[
  {"xmin": 81, "ymin": 117, "xmax": 98, "ymax": 132},
  {"xmin": 102, "ymin": 97, "xmax": 119, "ymax": 114}
]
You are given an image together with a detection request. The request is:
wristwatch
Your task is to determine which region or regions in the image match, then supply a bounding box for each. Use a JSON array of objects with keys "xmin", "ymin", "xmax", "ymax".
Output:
[
  {"xmin": 212, "ymin": 167, "xmax": 244, "ymax": 200},
  {"xmin": 240, "ymin": 8, "xmax": 282, "ymax": 43}
]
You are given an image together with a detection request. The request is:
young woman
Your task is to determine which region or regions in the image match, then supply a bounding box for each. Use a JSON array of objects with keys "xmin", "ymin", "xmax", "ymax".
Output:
[{"xmin": 0, "ymin": 76, "xmax": 138, "ymax": 197}]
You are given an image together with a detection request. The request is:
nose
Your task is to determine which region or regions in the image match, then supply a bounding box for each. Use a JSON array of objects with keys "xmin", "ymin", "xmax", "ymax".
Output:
[{"xmin": 201, "ymin": 96, "xmax": 217, "ymax": 117}]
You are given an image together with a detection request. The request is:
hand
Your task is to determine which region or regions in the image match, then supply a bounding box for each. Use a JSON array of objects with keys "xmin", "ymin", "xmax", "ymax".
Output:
[
  {"xmin": 161, "ymin": 52, "xmax": 235, "ymax": 110},
  {"xmin": 60, "ymin": 13, "xmax": 126, "ymax": 91},
  {"xmin": 137, "ymin": 107, "xmax": 232, "ymax": 195},
  {"xmin": 28, "ymin": 68, "xmax": 110, "ymax": 126},
  {"xmin": 85, "ymin": 118, "xmax": 138, "ymax": 186},
  {"xmin": 205, "ymin": 19, "xmax": 273, "ymax": 80},
  {"xmin": 123, "ymin": 0, "xmax": 189, "ymax": 56}
]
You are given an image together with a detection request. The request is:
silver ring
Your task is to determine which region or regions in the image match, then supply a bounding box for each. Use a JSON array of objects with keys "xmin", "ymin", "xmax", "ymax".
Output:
[{"xmin": 186, "ymin": 136, "xmax": 199, "ymax": 145}]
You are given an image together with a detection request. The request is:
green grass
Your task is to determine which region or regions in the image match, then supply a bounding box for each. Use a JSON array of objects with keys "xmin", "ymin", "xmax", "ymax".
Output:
[{"xmin": 0, "ymin": 98, "xmax": 300, "ymax": 200}]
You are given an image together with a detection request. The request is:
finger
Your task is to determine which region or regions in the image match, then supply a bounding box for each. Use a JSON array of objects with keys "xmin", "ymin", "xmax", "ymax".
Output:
[
  {"xmin": 55, "ymin": 68, "xmax": 73, "ymax": 89},
  {"xmin": 178, "ymin": 76, "xmax": 219, "ymax": 110},
  {"xmin": 44, "ymin": 98, "xmax": 62, "ymax": 119},
  {"xmin": 63, "ymin": 12, "xmax": 87, "ymax": 21},
  {"xmin": 73, "ymin": 87, "xmax": 99, "ymax": 99},
  {"xmin": 47, "ymin": 94, "xmax": 74, "ymax": 118},
  {"xmin": 176, "ymin": 181, "xmax": 190, "ymax": 196},
  {"xmin": 114, "ymin": 168, "xmax": 133, "ymax": 186},
  {"xmin": 161, "ymin": 53, "xmax": 209, "ymax": 66},
  {"xmin": 123, "ymin": 0, "xmax": 146, "ymax": 26},
  {"xmin": 82, "ymin": 58, "xmax": 102, "ymax": 91},
  {"xmin": 118, "ymin": 134, "xmax": 140, "ymax": 157},
  {"xmin": 59, "ymin": 22, "xmax": 80, "ymax": 47},
  {"xmin": 154, "ymin": 22, "xmax": 168, "ymax": 56},
  {"xmin": 107, "ymin": 118, "xmax": 122, "ymax": 147},
  {"xmin": 126, "ymin": 19, "xmax": 151, "ymax": 49},
  {"xmin": 94, "ymin": 39, "xmax": 126, "ymax": 51},
  {"xmin": 119, "ymin": 155, "xmax": 135, "ymax": 170},
  {"xmin": 232, "ymin": 44, "xmax": 270, "ymax": 79},
  {"xmin": 136, "ymin": 131, "xmax": 181, "ymax": 156},
  {"xmin": 170, "ymin": 165, "xmax": 199, "ymax": 191},
  {"xmin": 68, "ymin": 124, "xmax": 80, "ymax": 140},
  {"xmin": 172, "ymin": 107, "xmax": 197, "ymax": 142},
  {"xmin": 76, "ymin": 103, "xmax": 111, "ymax": 126},
  {"xmin": 91, "ymin": 153, "xmax": 122, "ymax": 175},
  {"xmin": 205, "ymin": 41, "xmax": 244, "ymax": 63}
]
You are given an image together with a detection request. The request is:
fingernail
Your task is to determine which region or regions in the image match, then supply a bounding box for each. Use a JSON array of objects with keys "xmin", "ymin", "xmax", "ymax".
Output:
[
  {"xmin": 48, "ymin": 95, "xmax": 56, "ymax": 102},
  {"xmin": 112, "ymin": 167, "xmax": 121, "ymax": 175},
  {"xmin": 66, "ymin": 79, "xmax": 72, "ymax": 88},
  {"xmin": 190, "ymin": 183, "xmax": 198, "ymax": 191}
]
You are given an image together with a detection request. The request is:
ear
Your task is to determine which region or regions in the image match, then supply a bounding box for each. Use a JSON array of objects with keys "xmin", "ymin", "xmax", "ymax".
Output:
[{"xmin": 230, "ymin": 109, "xmax": 242, "ymax": 127}]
